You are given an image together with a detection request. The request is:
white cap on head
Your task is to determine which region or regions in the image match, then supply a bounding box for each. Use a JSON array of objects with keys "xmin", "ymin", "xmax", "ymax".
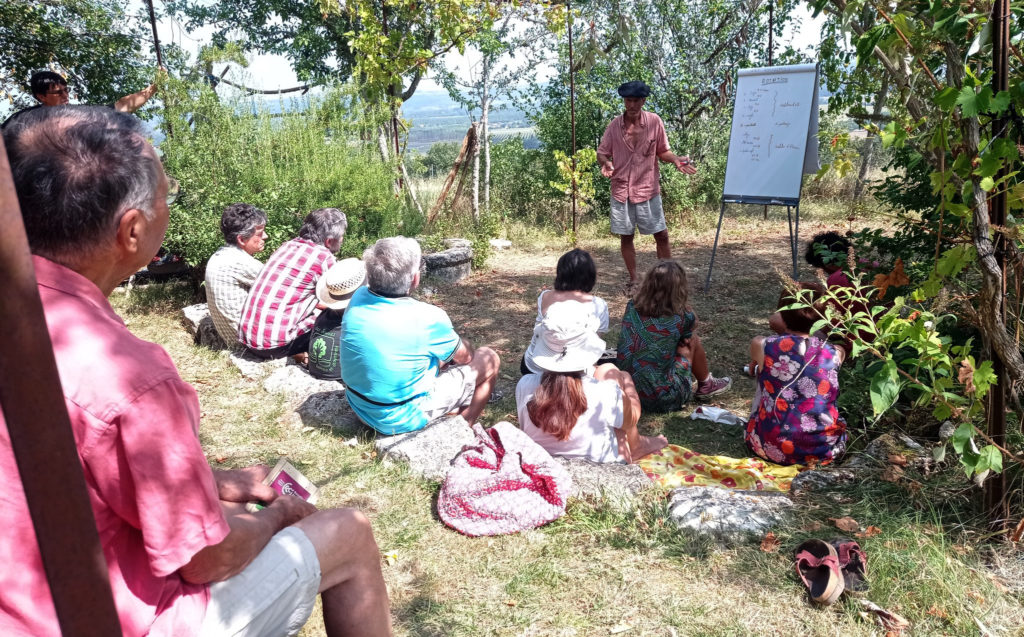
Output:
[
  {"xmin": 315, "ymin": 258, "xmax": 366, "ymax": 310},
  {"xmin": 529, "ymin": 301, "xmax": 606, "ymax": 373}
]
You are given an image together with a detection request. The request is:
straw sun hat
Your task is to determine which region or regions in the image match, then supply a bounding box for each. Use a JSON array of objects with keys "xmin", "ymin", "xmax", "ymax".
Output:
[
  {"xmin": 315, "ymin": 258, "xmax": 366, "ymax": 310},
  {"xmin": 530, "ymin": 302, "xmax": 607, "ymax": 373}
]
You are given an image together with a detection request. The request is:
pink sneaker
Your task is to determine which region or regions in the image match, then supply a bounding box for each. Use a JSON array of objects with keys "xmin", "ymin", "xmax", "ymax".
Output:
[{"xmin": 695, "ymin": 375, "xmax": 732, "ymax": 401}]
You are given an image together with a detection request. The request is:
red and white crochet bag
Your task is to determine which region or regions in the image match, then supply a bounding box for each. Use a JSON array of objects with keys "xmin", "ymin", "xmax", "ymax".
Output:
[{"xmin": 438, "ymin": 421, "xmax": 573, "ymax": 537}]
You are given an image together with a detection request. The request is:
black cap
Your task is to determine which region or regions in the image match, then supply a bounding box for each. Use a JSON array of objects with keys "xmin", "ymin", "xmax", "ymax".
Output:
[{"xmin": 617, "ymin": 81, "xmax": 650, "ymax": 98}]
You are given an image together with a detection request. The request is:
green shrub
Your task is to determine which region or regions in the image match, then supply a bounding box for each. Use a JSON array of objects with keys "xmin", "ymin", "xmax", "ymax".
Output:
[{"xmin": 159, "ymin": 84, "xmax": 419, "ymax": 267}]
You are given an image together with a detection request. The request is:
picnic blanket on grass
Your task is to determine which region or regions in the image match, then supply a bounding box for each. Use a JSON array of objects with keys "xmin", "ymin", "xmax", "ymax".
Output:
[{"xmin": 639, "ymin": 444, "xmax": 804, "ymax": 491}]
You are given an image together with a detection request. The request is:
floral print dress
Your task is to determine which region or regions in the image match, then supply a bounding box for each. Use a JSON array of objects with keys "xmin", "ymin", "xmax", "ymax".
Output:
[
  {"xmin": 615, "ymin": 300, "xmax": 696, "ymax": 412},
  {"xmin": 745, "ymin": 334, "xmax": 847, "ymax": 466}
]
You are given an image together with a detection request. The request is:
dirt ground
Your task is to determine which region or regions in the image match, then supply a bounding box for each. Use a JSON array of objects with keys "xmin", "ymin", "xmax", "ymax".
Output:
[{"xmin": 437, "ymin": 205, "xmax": 856, "ymax": 454}]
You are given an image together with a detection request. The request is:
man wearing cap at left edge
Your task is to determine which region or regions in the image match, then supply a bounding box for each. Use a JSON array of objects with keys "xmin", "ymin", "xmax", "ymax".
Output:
[{"xmin": 597, "ymin": 80, "xmax": 697, "ymax": 294}]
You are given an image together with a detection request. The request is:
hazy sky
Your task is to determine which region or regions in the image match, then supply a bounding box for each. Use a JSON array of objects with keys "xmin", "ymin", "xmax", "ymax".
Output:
[{"xmin": 140, "ymin": 2, "xmax": 825, "ymax": 99}]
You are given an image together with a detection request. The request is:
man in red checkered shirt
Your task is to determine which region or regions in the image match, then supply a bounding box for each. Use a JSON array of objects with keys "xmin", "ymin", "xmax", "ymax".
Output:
[{"xmin": 238, "ymin": 208, "xmax": 347, "ymax": 359}]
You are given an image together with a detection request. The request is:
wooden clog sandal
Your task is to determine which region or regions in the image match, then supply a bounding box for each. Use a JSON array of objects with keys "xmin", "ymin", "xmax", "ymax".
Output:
[
  {"xmin": 829, "ymin": 538, "xmax": 869, "ymax": 595},
  {"xmin": 794, "ymin": 539, "xmax": 845, "ymax": 605}
]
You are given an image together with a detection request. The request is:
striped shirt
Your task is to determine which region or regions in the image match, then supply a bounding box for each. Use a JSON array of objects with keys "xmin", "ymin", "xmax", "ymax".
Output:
[
  {"xmin": 204, "ymin": 245, "xmax": 263, "ymax": 347},
  {"xmin": 238, "ymin": 238, "xmax": 335, "ymax": 350},
  {"xmin": 597, "ymin": 110, "xmax": 671, "ymax": 203}
]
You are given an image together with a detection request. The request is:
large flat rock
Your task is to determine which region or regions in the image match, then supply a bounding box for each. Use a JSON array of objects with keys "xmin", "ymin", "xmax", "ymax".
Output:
[
  {"xmin": 262, "ymin": 365, "xmax": 344, "ymax": 402},
  {"xmin": 556, "ymin": 457, "xmax": 652, "ymax": 511},
  {"xmin": 227, "ymin": 351, "xmax": 287, "ymax": 380},
  {"xmin": 293, "ymin": 391, "xmax": 363, "ymax": 435},
  {"xmin": 374, "ymin": 416, "xmax": 477, "ymax": 481},
  {"xmin": 668, "ymin": 486, "xmax": 794, "ymax": 543},
  {"xmin": 182, "ymin": 303, "xmax": 226, "ymax": 350}
]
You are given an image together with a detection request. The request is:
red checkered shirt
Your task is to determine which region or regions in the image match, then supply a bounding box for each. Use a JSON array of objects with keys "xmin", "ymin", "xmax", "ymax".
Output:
[{"xmin": 238, "ymin": 238, "xmax": 336, "ymax": 350}]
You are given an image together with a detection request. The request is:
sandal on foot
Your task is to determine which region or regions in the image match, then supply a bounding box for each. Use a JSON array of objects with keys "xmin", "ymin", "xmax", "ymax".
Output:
[
  {"xmin": 829, "ymin": 538, "xmax": 869, "ymax": 595},
  {"xmin": 694, "ymin": 375, "xmax": 732, "ymax": 401},
  {"xmin": 621, "ymin": 281, "xmax": 638, "ymax": 298},
  {"xmin": 794, "ymin": 539, "xmax": 845, "ymax": 605}
]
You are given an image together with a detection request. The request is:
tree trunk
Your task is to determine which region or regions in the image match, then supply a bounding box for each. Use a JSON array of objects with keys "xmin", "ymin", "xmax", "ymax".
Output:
[
  {"xmin": 965, "ymin": 116, "xmax": 1024, "ymax": 389},
  {"xmin": 482, "ymin": 58, "xmax": 491, "ymax": 215},
  {"xmin": 853, "ymin": 79, "xmax": 888, "ymax": 200},
  {"xmin": 471, "ymin": 121, "xmax": 481, "ymax": 221}
]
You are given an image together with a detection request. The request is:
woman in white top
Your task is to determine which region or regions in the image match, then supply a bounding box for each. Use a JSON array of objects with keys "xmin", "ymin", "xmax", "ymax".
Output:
[
  {"xmin": 516, "ymin": 303, "xmax": 668, "ymax": 464},
  {"xmin": 521, "ymin": 248, "xmax": 610, "ymax": 375}
]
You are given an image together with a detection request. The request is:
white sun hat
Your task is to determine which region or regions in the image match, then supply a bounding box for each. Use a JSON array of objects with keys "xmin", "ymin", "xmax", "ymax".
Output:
[
  {"xmin": 530, "ymin": 301, "xmax": 607, "ymax": 373},
  {"xmin": 315, "ymin": 258, "xmax": 366, "ymax": 310}
]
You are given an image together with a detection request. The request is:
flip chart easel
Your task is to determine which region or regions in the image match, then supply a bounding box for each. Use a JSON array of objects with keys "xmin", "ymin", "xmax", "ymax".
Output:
[{"xmin": 704, "ymin": 63, "xmax": 820, "ymax": 291}]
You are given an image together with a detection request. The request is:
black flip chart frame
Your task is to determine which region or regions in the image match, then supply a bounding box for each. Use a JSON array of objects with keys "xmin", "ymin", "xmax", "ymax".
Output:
[{"xmin": 704, "ymin": 196, "xmax": 801, "ymax": 292}]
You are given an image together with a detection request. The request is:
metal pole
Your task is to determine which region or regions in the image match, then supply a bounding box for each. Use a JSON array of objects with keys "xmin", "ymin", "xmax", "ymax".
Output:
[
  {"xmin": 145, "ymin": 0, "xmax": 164, "ymax": 68},
  {"xmin": 764, "ymin": 1, "xmax": 773, "ymax": 220},
  {"xmin": 568, "ymin": 0, "xmax": 578, "ymax": 238},
  {"xmin": 793, "ymin": 203, "xmax": 800, "ymax": 279},
  {"xmin": 0, "ymin": 135, "xmax": 123, "ymax": 634},
  {"xmin": 985, "ymin": 0, "xmax": 1009, "ymax": 532},
  {"xmin": 704, "ymin": 201, "xmax": 727, "ymax": 292}
]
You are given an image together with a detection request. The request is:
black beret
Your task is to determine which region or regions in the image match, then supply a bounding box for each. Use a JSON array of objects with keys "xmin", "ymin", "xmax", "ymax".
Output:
[{"xmin": 617, "ymin": 81, "xmax": 650, "ymax": 98}]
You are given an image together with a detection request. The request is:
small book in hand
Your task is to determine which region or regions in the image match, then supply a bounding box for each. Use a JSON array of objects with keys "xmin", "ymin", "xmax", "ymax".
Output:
[{"xmin": 246, "ymin": 457, "xmax": 320, "ymax": 513}]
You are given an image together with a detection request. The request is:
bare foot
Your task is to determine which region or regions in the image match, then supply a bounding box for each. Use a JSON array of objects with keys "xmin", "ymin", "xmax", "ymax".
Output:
[
  {"xmin": 630, "ymin": 434, "xmax": 669, "ymax": 462},
  {"xmin": 292, "ymin": 352, "xmax": 309, "ymax": 367}
]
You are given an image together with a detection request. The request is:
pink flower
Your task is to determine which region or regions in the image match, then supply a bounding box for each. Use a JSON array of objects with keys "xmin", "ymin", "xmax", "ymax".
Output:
[{"xmin": 764, "ymin": 443, "xmax": 786, "ymax": 463}]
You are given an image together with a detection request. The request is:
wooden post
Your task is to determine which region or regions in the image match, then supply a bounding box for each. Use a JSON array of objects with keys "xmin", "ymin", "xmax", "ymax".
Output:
[
  {"xmin": 985, "ymin": 0, "xmax": 1009, "ymax": 533},
  {"xmin": 0, "ymin": 133, "xmax": 122, "ymax": 634},
  {"xmin": 568, "ymin": 0, "xmax": 578, "ymax": 239}
]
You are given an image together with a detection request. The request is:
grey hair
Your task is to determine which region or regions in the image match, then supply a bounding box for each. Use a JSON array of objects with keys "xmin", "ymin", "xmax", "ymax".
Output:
[
  {"xmin": 363, "ymin": 236, "xmax": 422, "ymax": 296},
  {"xmin": 298, "ymin": 207, "xmax": 348, "ymax": 247},
  {"xmin": 221, "ymin": 203, "xmax": 268, "ymax": 245},
  {"xmin": 3, "ymin": 105, "xmax": 161, "ymax": 263}
]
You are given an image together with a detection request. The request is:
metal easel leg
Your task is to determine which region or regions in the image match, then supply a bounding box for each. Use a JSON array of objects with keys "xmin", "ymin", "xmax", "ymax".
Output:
[
  {"xmin": 785, "ymin": 205, "xmax": 796, "ymax": 280},
  {"xmin": 704, "ymin": 201, "xmax": 727, "ymax": 292},
  {"xmin": 794, "ymin": 202, "xmax": 800, "ymax": 279}
]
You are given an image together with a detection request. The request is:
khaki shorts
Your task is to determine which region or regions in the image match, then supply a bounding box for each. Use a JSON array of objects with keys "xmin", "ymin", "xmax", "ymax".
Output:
[
  {"xmin": 610, "ymin": 194, "xmax": 666, "ymax": 235},
  {"xmin": 416, "ymin": 364, "xmax": 478, "ymax": 421},
  {"xmin": 199, "ymin": 527, "xmax": 321, "ymax": 637}
]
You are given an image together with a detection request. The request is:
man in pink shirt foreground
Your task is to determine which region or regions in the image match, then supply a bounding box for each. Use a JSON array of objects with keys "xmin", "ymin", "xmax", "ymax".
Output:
[
  {"xmin": 0, "ymin": 105, "xmax": 391, "ymax": 636},
  {"xmin": 597, "ymin": 80, "xmax": 698, "ymax": 293}
]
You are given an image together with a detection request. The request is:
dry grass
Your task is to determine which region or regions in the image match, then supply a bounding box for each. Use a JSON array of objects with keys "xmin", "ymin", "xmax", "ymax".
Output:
[{"xmin": 110, "ymin": 199, "xmax": 1024, "ymax": 636}]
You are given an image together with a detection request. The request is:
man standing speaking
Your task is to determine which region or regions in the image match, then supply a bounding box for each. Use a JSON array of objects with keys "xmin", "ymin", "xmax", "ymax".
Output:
[{"xmin": 597, "ymin": 81, "xmax": 697, "ymax": 294}]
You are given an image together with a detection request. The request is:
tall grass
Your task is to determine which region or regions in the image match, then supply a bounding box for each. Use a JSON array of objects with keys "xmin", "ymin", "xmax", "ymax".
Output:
[{"xmin": 160, "ymin": 85, "xmax": 420, "ymax": 266}]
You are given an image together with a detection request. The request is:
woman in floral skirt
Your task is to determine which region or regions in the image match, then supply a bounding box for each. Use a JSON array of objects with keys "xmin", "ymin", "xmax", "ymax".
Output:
[{"xmin": 746, "ymin": 282, "xmax": 847, "ymax": 466}]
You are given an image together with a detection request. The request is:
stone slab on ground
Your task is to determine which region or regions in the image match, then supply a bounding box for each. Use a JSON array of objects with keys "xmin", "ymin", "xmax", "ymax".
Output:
[
  {"xmin": 262, "ymin": 364, "xmax": 345, "ymax": 402},
  {"xmin": 668, "ymin": 486, "xmax": 794, "ymax": 542},
  {"xmin": 557, "ymin": 457, "xmax": 652, "ymax": 510},
  {"xmin": 374, "ymin": 415, "xmax": 476, "ymax": 481},
  {"xmin": 845, "ymin": 432, "xmax": 934, "ymax": 473},
  {"xmin": 789, "ymin": 468, "xmax": 859, "ymax": 496},
  {"xmin": 293, "ymin": 391, "xmax": 363, "ymax": 435},
  {"xmin": 488, "ymin": 238, "xmax": 511, "ymax": 250},
  {"xmin": 227, "ymin": 351, "xmax": 287, "ymax": 380},
  {"xmin": 182, "ymin": 303, "xmax": 226, "ymax": 350}
]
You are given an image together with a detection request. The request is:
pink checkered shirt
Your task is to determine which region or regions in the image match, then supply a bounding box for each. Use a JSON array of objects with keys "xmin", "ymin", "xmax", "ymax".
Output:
[
  {"xmin": 238, "ymin": 238, "xmax": 335, "ymax": 350},
  {"xmin": 597, "ymin": 110, "xmax": 671, "ymax": 203}
]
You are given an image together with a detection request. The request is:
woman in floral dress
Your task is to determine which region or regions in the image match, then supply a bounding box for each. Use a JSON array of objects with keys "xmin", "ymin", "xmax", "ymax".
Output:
[
  {"xmin": 746, "ymin": 282, "xmax": 847, "ymax": 466},
  {"xmin": 616, "ymin": 261, "xmax": 731, "ymax": 412}
]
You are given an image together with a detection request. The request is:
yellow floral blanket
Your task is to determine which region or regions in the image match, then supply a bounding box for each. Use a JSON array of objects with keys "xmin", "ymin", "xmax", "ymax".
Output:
[{"xmin": 639, "ymin": 444, "xmax": 804, "ymax": 492}]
